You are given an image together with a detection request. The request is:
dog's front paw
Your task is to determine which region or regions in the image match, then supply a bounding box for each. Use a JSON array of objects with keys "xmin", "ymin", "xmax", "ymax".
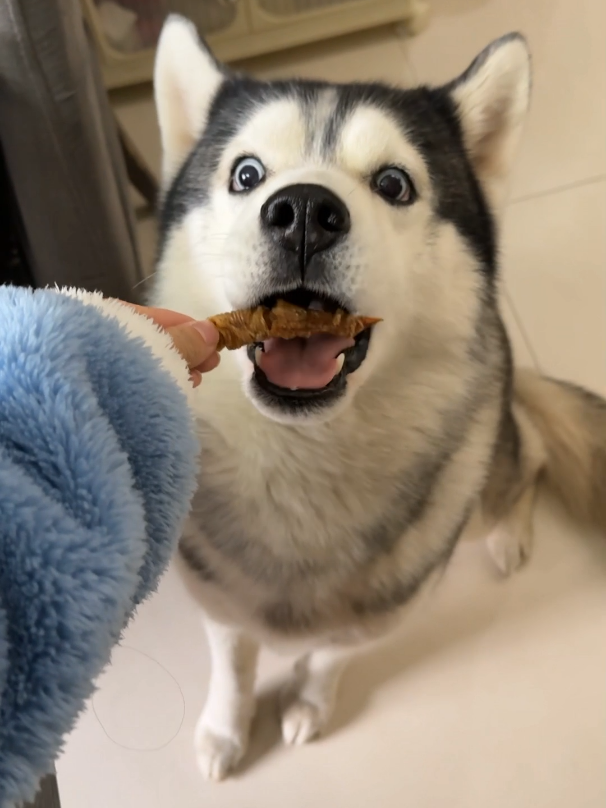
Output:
[
  {"xmin": 195, "ymin": 724, "xmax": 246, "ymax": 781},
  {"xmin": 281, "ymin": 698, "xmax": 325, "ymax": 745}
]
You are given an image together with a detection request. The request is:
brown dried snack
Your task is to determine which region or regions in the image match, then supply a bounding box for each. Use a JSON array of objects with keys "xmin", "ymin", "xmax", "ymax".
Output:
[{"xmin": 209, "ymin": 300, "xmax": 381, "ymax": 351}]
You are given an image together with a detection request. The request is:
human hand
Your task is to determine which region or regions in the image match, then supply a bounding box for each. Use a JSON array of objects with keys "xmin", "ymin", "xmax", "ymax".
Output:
[{"xmin": 127, "ymin": 304, "xmax": 220, "ymax": 388}]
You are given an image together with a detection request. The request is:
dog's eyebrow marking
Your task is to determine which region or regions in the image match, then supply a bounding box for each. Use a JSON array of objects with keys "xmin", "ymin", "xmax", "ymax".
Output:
[
  {"xmin": 305, "ymin": 88, "xmax": 339, "ymax": 159},
  {"xmin": 321, "ymin": 88, "xmax": 355, "ymax": 159}
]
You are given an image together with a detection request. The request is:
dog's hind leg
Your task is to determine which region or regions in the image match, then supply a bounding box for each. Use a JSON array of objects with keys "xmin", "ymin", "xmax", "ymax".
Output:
[
  {"xmin": 483, "ymin": 402, "xmax": 546, "ymax": 576},
  {"xmin": 280, "ymin": 645, "xmax": 352, "ymax": 745},
  {"xmin": 195, "ymin": 615, "xmax": 259, "ymax": 781}
]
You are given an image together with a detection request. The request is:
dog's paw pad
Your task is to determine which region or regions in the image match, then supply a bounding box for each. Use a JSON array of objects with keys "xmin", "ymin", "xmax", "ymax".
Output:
[
  {"xmin": 486, "ymin": 527, "xmax": 529, "ymax": 576},
  {"xmin": 195, "ymin": 727, "xmax": 244, "ymax": 781},
  {"xmin": 281, "ymin": 699, "xmax": 324, "ymax": 746}
]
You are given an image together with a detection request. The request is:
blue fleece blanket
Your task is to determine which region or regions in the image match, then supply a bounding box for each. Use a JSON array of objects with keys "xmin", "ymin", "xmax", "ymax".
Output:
[{"xmin": 0, "ymin": 288, "xmax": 198, "ymax": 806}]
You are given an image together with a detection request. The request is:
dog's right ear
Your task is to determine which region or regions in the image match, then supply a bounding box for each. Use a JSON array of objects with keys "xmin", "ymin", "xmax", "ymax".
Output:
[{"xmin": 154, "ymin": 16, "xmax": 225, "ymax": 184}]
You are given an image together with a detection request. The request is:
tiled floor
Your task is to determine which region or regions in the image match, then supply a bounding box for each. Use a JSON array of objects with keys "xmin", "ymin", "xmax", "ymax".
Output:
[{"xmin": 58, "ymin": 2, "xmax": 606, "ymax": 806}]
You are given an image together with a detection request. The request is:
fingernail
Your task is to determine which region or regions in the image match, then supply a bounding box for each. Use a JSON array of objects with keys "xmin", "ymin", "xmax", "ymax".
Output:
[
  {"xmin": 192, "ymin": 320, "xmax": 219, "ymax": 347},
  {"xmin": 189, "ymin": 370, "xmax": 202, "ymax": 388}
]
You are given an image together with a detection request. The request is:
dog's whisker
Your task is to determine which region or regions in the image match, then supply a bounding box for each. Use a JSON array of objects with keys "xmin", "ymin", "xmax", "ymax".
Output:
[{"xmin": 132, "ymin": 272, "xmax": 157, "ymax": 291}]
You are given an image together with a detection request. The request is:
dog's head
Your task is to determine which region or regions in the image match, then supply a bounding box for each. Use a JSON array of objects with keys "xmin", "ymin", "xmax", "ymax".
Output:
[{"xmin": 154, "ymin": 18, "xmax": 530, "ymax": 424}]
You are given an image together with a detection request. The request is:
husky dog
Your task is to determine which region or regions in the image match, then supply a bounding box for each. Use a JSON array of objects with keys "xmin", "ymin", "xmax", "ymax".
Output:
[{"xmin": 152, "ymin": 17, "xmax": 606, "ymax": 781}]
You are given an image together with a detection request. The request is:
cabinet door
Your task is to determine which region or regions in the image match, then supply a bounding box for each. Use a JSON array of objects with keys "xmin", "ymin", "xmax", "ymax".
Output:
[
  {"xmin": 247, "ymin": 0, "xmax": 412, "ymax": 35},
  {"xmin": 83, "ymin": 0, "xmax": 251, "ymax": 89},
  {"xmin": 195, "ymin": 0, "xmax": 250, "ymax": 42}
]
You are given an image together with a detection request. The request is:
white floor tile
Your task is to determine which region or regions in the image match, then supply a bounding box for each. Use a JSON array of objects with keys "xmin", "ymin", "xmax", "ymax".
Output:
[
  {"xmin": 57, "ymin": 500, "xmax": 606, "ymax": 808},
  {"xmin": 502, "ymin": 178, "xmax": 606, "ymax": 394},
  {"xmin": 501, "ymin": 294, "xmax": 538, "ymax": 369},
  {"xmin": 403, "ymin": 0, "xmax": 606, "ymax": 200}
]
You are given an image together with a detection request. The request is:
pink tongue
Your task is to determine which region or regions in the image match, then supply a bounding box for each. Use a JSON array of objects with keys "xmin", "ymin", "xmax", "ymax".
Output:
[{"xmin": 258, "ymin": 334, "xmax": 354, "ymax": 390}]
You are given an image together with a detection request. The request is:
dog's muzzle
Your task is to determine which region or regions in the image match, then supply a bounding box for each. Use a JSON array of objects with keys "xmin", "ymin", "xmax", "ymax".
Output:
[
  {"xmin": 246, "ymin": 288, "xmax": 376, "ymax": 417},
  {"xmin": 247, "ymin": 185, "xmax": 374, "ymax": 417}
]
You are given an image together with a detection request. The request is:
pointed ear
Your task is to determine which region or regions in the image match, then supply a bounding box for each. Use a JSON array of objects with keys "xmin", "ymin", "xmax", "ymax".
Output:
[
  {"xmin": 449, "ymin": 34, "xmax": 531, "ymax": 204},
  {"xmin": 154, "ymin": 16, "xmax": 226, "ymax": 184}
]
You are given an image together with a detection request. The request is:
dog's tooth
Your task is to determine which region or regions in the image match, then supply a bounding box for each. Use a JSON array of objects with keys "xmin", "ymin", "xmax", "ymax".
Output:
[
  {"xmin": 254, "ymin": 346, "xmax": 263, "ymax": 365},
  {"xmin": 335, "ymin": 353, "xmax": 345, "ymax": 373}
]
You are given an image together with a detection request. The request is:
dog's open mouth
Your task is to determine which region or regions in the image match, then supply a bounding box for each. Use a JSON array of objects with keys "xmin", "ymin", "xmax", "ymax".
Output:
[{"xmin": 246, "ymin": 289, "xmax": 374, "ymax": 403}]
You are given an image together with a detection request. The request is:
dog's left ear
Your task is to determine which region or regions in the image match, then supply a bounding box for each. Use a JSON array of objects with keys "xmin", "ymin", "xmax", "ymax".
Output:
[
  {"xmin": 154, "ymin": 15, "xmax": 227, "ymax": 185},
  {"xmin": 449, "ymin": 33, "xmax": 531, "ymax": 204}
]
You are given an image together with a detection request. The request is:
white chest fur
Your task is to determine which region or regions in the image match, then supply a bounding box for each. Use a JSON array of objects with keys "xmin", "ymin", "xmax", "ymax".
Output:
[{"xmin": 189, "ymin": 355, "xmax": 405, "ymax": 564}]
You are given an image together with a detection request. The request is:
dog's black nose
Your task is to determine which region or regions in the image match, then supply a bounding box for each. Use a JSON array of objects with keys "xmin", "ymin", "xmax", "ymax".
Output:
[{"xmin": 261, "ymin": 184, "xmax": 350, "ymax": 271}]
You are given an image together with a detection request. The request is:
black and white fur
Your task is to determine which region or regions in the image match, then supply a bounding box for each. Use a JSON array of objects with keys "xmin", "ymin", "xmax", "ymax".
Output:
[{"xmin": 152, "ymin": 17, "xmax": 606, "ymax": 781}]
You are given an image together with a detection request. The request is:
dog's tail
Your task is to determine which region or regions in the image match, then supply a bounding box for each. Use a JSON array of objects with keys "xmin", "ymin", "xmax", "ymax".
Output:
[{"xmin": 514, "ymin": 369, "xmax": 606, "ymax": 531}]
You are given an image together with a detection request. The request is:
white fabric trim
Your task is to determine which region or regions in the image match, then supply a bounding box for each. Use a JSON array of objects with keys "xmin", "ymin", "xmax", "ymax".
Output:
[{"xmin": 58, "ymin": 289, "xmax": 195, "ymax": 407}]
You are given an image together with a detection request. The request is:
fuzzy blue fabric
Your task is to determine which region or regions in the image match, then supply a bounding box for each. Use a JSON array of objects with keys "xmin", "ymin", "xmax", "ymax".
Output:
[{"xmin": 0, "ymin": 287, "xmax": 198, "ymax": 807}]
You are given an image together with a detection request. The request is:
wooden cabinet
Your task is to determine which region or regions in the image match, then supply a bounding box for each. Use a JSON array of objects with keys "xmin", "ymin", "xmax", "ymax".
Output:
[{"xmin": 82, "ymin": 0, "xmax": 429, "ymax": 89}]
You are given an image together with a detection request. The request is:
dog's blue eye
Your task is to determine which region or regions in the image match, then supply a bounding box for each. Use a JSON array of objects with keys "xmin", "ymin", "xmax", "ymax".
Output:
[
  {"xmin": 231, "ymin": 157, "xmax": 266, "ymax": 192},
  {"xmin": 373, "ymin": 167, "xmax": 414, "ymax": 205}
]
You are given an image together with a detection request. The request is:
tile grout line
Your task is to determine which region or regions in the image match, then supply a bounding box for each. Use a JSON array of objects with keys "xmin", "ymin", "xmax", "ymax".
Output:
[
  {"xmin": 503, "ymin": 288, "xmax": 542, "ymax": 372},
  {"xmin": 508, "ymin": 174, "xmax": 606, "ymax": 206}
]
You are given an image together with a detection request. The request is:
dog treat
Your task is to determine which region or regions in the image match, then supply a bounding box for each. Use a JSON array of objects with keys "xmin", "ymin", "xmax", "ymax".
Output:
[{"xmin": 209, "ymin": 300, "xmax": 381, "ymax": 351}]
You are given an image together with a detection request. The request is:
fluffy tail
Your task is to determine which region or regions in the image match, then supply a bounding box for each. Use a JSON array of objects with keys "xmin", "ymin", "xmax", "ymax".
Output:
[{"xmin": 514, "ymin": 369, "xmax": 606, "ymax": 531}]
